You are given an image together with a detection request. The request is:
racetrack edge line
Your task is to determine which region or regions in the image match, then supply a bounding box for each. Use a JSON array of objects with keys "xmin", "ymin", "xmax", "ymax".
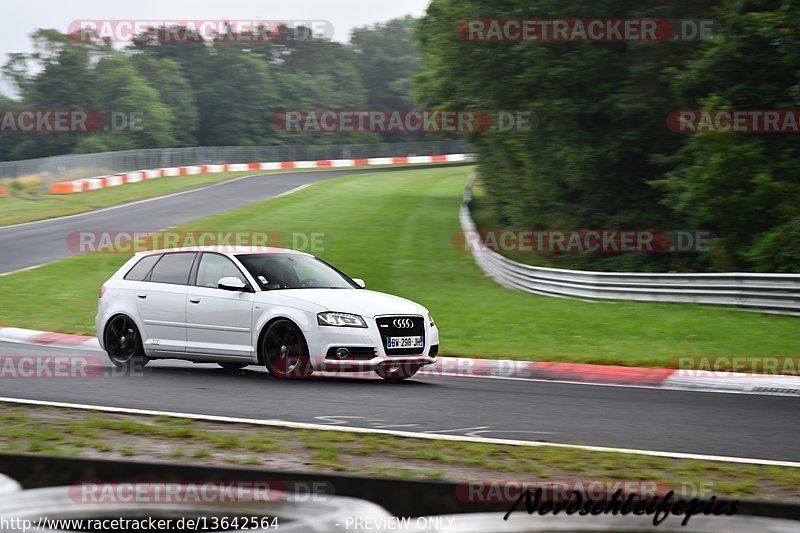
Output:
[{"xmin": 0, "ymin": 396, "xmax": 798, "ymax": 468}]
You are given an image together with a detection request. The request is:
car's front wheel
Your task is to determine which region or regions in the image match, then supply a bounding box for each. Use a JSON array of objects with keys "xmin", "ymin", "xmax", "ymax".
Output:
[
  {"xmin": 104, "ymin": 315, "xmax": 149, "ymax": 369},
  {"xmin": 262, "ymin": 320, "xmax": 312, "ymax": 379}
]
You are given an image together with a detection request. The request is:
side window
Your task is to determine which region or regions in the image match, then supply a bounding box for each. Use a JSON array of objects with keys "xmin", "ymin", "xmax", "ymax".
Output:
[
  {"xmin": 124, "ymin": 254, "xmax": 161, "ymax": 281},
  {"xmin": 196, "ymin": 254, "xmax": 247, "ymax": 288},
  {"xmin": 149, "ymin": 253, "xmax": 196, "ymax": 285}
]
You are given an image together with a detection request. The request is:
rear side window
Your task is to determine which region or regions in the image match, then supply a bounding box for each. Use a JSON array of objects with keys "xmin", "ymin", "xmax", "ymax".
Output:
[
  {"xmin": 149, "ymin": 253, "xmax": 196, "ymax": 285},
  {"xmin": 124, "ymin": 254, "xmax": 161, "ymax": 281}
]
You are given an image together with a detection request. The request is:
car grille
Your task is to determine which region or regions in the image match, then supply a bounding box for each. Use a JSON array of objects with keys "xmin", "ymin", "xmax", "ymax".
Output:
[{"xmin": 375, "ymin": 315, "xmax": 426, "ymax": 355}]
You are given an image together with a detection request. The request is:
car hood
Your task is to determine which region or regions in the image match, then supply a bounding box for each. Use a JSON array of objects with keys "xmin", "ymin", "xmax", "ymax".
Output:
[{"xmin": 257, "ymin": 288, "xmax": 427, "ymax": 318}]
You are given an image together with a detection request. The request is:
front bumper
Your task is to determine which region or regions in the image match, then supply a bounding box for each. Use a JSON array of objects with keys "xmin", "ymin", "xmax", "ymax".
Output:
[
  {"xmin": 318, "ymin": 355, "xmax": 437, "ymax": 373},
  {"xmin": 303, "ymin": 315, "xmax": 439, "ymax": 372}
]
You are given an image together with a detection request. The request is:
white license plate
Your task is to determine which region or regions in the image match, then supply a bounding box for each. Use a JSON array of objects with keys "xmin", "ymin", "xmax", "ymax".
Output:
[{"xmin": 386, "ymin": 336, "xmax": 424, "ymax": 349}]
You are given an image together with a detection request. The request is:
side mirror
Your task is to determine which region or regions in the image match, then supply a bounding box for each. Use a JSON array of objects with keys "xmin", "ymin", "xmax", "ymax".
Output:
[
  {"xmin": 352, "ymin": 278, "xmax": 366, "ymax": 289},
  {"xmin": 218, "ymin": 277, "xmax": 246, "ymax": 291}
]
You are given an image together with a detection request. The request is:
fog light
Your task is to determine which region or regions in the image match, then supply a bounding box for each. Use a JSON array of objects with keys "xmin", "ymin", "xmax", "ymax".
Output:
[{"xmin": 335, "ymin": 348, "xmax": 349, "ymax": 358}]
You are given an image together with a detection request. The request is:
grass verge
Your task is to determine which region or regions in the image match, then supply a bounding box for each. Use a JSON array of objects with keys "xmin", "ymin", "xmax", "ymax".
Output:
[
  {"xmin": 0, "ymin": 404, "xmax": 797, "ymax": 502},
  {"xmin": 0, "ymin": 165, "xmax": 797, "ymax": 366}
]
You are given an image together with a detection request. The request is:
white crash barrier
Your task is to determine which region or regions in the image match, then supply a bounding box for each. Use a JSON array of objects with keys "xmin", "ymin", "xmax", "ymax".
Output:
[{"xmin": 0, "ymin": 473, "xmax": 21, "ymax": 495}]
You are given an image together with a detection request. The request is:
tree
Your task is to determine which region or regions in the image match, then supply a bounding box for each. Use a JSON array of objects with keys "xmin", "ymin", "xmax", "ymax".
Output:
[
  {"xmin": 0, "ymin": 94, "xmax": 22, "ymax": 161},
  {"xmin": 132, "ymin": 54, "xmax": 199, "ymax": 146},
  {"xmin": 658, "ymin": 0, "xmax": 800, "ymax": 271},
  {"xmin": 351, "ymin": 16, "xmax": 421, "ymax": 110},
  {"xmin": 2, "ymin": 29, "xmax": 105, "ymax": 159},
  {"xmin": 91, "ymin": 55, "xmax": 177, "ymax": 150},
  {"xmin": 350, "ymin": 16, "xmax": 426, "ymax": 142},
  {"xmin": 194, "ymin": 45, "xmax": 275, "ymax": 146},
  {"xmin": 269, "ymin": 34, "xmax": 376, "ymax": 145},
  {"xmin": 415, "ymin": 0, "xmax": 720, "ymax": 272}
]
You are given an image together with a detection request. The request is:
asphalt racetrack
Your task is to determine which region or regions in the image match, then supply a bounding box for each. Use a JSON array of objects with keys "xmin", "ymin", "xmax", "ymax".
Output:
[
  {"xmin": 0, "ymin": 162, "xmax": 797, "ymax": 465},
  {"xmin": 0, "ymin": 341, "xmax": 797, "ymax": 463}
]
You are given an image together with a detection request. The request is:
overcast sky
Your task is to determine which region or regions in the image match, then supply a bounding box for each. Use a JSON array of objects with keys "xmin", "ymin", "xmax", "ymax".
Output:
[{"xmin": 1, "ymin": 0, "xmax": 431, "ymax": 97}]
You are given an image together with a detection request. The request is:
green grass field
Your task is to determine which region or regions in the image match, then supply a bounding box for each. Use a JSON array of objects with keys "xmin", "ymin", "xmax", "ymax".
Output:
[{"xmin": 0, "ymin": 165, "xmax": 797, "ymax": 366}]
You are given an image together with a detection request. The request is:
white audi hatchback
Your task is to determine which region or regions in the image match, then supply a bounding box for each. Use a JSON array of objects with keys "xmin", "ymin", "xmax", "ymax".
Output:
[{"xmin": 96, "ymin": 247, "xmax": 439, "ymax": 379}]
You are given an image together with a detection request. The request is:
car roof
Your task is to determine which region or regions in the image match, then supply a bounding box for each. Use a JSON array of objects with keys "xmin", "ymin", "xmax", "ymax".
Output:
[{"xmin": 136, "ymin": 246, "xmax": 313, "ymax": 257}]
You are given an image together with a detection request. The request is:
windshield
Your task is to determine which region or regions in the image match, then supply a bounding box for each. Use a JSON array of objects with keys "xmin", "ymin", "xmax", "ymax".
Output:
[{"xmin": 236, "ymin": 253, "xmax": 357, "ymax": 290}]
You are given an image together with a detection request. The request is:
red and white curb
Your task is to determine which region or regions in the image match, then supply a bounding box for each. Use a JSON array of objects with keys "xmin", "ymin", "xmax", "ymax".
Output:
[
  {"xmin": 1, "ymin": 326, "xmax": 797, "ymax": 396},
  {"xmin": 427, "ymin": 359, "xmax": 800, "ymax": 396},
  {"xmin": 49, "ymin": 153, "xmax": 471, "ymax": 195},
  {"xmin": 0, "ymin": 327, "xmax": 99, "ymax": 350}
]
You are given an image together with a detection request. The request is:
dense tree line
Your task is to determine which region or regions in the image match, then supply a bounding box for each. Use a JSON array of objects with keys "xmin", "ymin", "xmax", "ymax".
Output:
[
  {"xmin": 416, "ymin": 0, "xmax": 800, "ymax": 272},
  {"xmin": 2, "ymin": 3, "xmax": 797, "ymax": 273},
  {"xmin": 0, "ymin": 17, "xmax": 422, "ymax": 160}
]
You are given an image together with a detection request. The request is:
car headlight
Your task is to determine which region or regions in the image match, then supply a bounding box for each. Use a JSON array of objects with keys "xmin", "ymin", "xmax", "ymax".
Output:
[
  {"xmin": 317, "ymin": 312, "xmax": 368, "ymax": 328},
  {"xmin": 428, "ymin": 314, "xmax": 435, "ymax": 327}
]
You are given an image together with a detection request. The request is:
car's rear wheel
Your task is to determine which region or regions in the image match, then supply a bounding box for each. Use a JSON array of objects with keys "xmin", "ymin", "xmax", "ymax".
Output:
[
  {"xmin": 375, "ymin": 364, "xmax": 420, "ymax": 380},
  {"xmin": 104, "ymin": 315, "xmax": 149, "ymax": 369},
  {"xmin": 218, "ymin": 363, "xmax": 248, "ymax": 370},
  {"xmin": 262, "ymin": 320, "xmax": 312, "ymax": 379}
]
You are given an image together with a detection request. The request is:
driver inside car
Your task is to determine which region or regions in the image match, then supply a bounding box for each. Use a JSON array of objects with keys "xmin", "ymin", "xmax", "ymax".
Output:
[{"xmin": 260, "ymin": 258, "xmax": 299, "ymax": 289}]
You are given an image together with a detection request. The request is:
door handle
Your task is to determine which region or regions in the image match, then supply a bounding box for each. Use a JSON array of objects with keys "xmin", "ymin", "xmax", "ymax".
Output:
[
  {"xmin": 137, "ymin": 293, "xmax": 147, "ymax": 299},
  {"xmin": 189, "ymin": 298, "xmax": 201, "ymax": 304}
]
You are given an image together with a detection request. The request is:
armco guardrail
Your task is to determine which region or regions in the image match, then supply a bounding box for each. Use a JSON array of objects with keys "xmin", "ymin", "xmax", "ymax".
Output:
[
  {"xmin": 0, "ymin": 140, "xmax": 470, "ymax": 188},
  {"xmin": 461, "ymin": 179, "xmax": 800, "ymax": 315}
]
